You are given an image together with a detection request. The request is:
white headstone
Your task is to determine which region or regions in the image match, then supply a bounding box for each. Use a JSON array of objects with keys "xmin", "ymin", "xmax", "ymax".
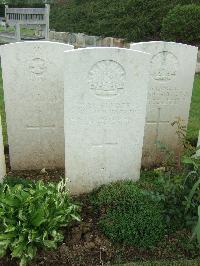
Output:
[
  {"xmin": 0, "ymin": 115, "xmax": 6, "ymax": 180},
  {"xmin": 64, "ymin": 48, "xmax": 150, "ymax": 194},
  {"xmin": 130, "ymin": 42, "xmax": 198, "ymax": 166},
  {"xmin": 1, "ymin": 41, "xmax": 74, "ymax": 170}
]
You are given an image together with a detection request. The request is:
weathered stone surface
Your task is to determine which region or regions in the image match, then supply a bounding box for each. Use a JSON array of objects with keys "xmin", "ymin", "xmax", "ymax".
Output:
[
  {"xmin": 196, "ymin": 50, "xmax": 200, "ymax": 73},
  {"xmin": 49, "ymin": 30, "xmax": 55, "ymax": 40},
  {"xmin": 101, "ymin": 37, "xmax": 114, "ymax": 47},
  {"xmin": 67, "ymin": 33, "xmax": 77, "ymax": 45},
  {"xmin": 0, "ymin": 115, "xmax": 6, "ymax": 181},
  {"xmin": 64, "ymin": 47, "xmax": 150, "ymax": 194},
  {"xmin": 130, "ymin": 41, "xmax": 198, "ymax": 166},
  {"xmin": 75, "ymin": 33, "xmax": 86, "ymax": 48},
  {"xmin": 113, "ymin": 38, "xmax": 125, "ymax": 48},
  {"xmin": 84, "ymin": 35, "xmax": 98, "ymax": 47},
  {"xmin": 1, "ymin": 41, "xmax": 74, "ymax": 170},
  {"xmin": 48, "ymin": 30, "xmax": 128, "ymax": 48}
]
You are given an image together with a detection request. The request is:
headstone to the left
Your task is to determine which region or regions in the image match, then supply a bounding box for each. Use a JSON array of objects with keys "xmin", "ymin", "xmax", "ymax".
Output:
[{"xmin": 1, "ymin": 41, "xmax": 73, "ymax": 170}]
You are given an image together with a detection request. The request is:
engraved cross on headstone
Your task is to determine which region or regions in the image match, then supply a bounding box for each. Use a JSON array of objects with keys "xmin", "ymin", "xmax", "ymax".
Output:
[
  {"xmin": 91, "ymin": 130, "xmax": 118, "ymax": 172},
  {"xmin": 26, "ymin": 107, "xmax": 55, "ymax": 158},
  {"xmin": 147, "ymin": 107, "xmax": 170, "ymax": 144}
]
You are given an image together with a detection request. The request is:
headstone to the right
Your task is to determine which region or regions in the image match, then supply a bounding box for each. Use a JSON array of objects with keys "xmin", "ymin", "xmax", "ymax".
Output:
[
  {"xmin": 64, "ymin": 47, "xmax": 150, "ymax": 195},
  {"xmin": 130, "ymin": 42, "xmax": 198, "ymax": 167},
  {"xmin": 196, "ymin": 50, "xmax": 200, "ymax": 73}
]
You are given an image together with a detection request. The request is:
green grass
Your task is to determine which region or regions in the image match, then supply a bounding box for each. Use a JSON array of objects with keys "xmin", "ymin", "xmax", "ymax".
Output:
[
  {"xmin": 0, "ymin": 25, "xmax": 14, "ymax": 33},
  {"xmin": 0, "ymin": 25, "xmax": 37, "ymax": 37},
  {"xmin": 119, "ymin": 260, "xmax": 200, "ymax": 265},
  {"xmin": 0, "ymin": 72, "xmax": 199, "ymax": 146},
  {"xmin": 187, "ymin": 74, "xmax": 200, "ymax": 143}
]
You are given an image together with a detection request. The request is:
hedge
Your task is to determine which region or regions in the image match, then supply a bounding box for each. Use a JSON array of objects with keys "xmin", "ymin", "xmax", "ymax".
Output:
[
  {"xmin": 1, "ymin": 0, "xmax": 200, "ymax": 44},
  {"xmin": 161, "ymin": 4, "xmax": 200, "ymax": 45},
  {"xmin": 50, "ymin": 0, "xmax": 200, "ymax": 43}
]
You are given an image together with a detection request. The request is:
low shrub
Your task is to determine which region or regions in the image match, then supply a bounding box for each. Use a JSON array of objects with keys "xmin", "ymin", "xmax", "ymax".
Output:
[
  {"xmin": 139, "ymin": 145, "xmax": 200, "ymax": 234},
  {"xmin": 141, "ymin": 170, "xmax": 189, "ymax": 231},
  {"xmin": 182, "ymin": 152, "xmax": 200, "ymax": 244},
  {"xmin": 92, "ymin": 181, "xmax": 166, "ymax": 247},
  {"xmin": 161, "ymin": 4, "xmax": 200, "ymax": 45},
  {"xmin": 0, "ymin": 180, "xmax": 80, "ymax": 266},
  {"xmin": 3, "ymin": 175, "xmax": 35, "ymax": 188}
]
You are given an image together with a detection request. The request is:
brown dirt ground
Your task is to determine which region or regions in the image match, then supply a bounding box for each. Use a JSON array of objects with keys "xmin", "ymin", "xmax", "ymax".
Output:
[{"xmin": 0, "ymin": 158, "xmax": 199, "ymax": 265}]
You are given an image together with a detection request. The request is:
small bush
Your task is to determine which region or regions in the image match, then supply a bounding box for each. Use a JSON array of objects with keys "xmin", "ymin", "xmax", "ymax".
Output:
[
  {"xmin": 92, "ymin": 181, "xmax": 166, "ymax": 247},
  {"xmin": 3, "ymin": 175, "xmax": 35, "ymax": 188},
  {"xmin": 139, "ymin": 150, "xmax": 200, "ymax": 233},
  {"xmin": 0, "ymin": 180, "xmax": 80, "ymax": 266},
  {"xmin": 161, "ymin": 4, "xmax": 200, "ymax": 44}
]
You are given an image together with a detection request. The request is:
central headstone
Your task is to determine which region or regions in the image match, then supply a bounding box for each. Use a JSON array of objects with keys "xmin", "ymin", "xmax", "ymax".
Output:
[
  {"xmin": 130, "ymin": 42, "xmax": 198, "ymax": 166},
  {"xmin": 1, "ymin": 41, "xmax": 73, "ymax": 170},
  {"xmin": 64, "ymin": 48, "xmax": 150, "ymax": 194}
]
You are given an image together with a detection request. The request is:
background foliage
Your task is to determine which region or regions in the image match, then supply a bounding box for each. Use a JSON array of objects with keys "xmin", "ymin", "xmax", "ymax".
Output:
[
  {"xmin": 161, "ymin": 4, "xmax": 200, "ymax": 43},
  {"xmin": 50, "ymin": 0, "xmax": 200, "ymax": 44},
  {"xmin": 0, "ymin": 0, "xmax": 199, "ymax": 44}
]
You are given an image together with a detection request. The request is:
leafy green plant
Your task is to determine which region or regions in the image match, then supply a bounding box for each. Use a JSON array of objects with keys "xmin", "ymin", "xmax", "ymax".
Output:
[
  {"xmin": 155, "ymin": 117, "xmax": 195, "ymax": 170},
  {"xmin": 140, "ymin": 168, "xmax": 187, "ymax": 231},
  {"xmin": 91, "ymin": 181, "xmax": 166, "ymax": 247},
  {"xmin": 192, "ymin": 206, "xmax": 200, "ymax": 244},
  {"xmin": 139, "ymin": 116, "xmax": 200, "ymax": 233},
  {"xmin": 156, "ymin": 140, "xmax": 176, "ymax": 169},
  {"xmin": 148, "ymin": 141, "xmax": 200, "ymax": 233},
  {"xmin": 181, "ymin": 148, "xmax": 200, "ymax": 244},
  {"xmin": 3, "ymin": 175, "xmax": 35, "ymax": 188},
  {"xmin": 161, "ymin": 4, "xmax": 200, "ymax": 44},
  {"xmin": 0, "ymin": 179, "xmax": 80, "ymax": 266}
]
